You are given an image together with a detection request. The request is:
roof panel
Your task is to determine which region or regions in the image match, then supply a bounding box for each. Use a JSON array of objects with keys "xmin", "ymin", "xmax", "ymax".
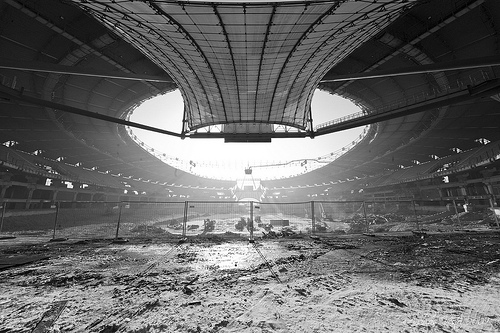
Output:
[{"xmin": 70, "ymin": 0, "xmax": 417, "ymax": 133}]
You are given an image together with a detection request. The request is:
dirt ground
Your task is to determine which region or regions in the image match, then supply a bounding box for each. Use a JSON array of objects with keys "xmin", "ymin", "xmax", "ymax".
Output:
[{"xmin": 0, "ymin": 230, "xmax": 499, "ymax": 333}]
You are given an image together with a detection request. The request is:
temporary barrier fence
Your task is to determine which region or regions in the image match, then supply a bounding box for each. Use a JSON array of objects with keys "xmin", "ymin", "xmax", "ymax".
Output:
[{"xmin": 0, "ymin": 199, "xmax": 497, "ymax": 240}]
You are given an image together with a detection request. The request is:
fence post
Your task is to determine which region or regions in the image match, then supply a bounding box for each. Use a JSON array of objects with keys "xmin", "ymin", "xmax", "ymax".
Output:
[
  {"xmin": 249, "ymin": 201, "xmax": 254, "ymax": 241},
  {"xmin": 0, "ymin": 203, "xmax": 6, "ymax": 234},
  {"xmin": 115, "ymin": 202, "xmax": 123, "ymax": 239},
  {"xmin": 52, "ymin": 202, "xmax": 60, "ymax": 239},
  {"xmin": 363, "ymin": 201, "xmax": 368, "ymax": 233},
  {"xmin": 412, "ymin": 200, "xmax": 420, "ymax": 230},
  {"xmin": 311, "ymin": 201, "xmax": 315, "ymax": 234},
  {"xmin": 183, "ymin": 201, "xmax": 188, "ymax": 237}
]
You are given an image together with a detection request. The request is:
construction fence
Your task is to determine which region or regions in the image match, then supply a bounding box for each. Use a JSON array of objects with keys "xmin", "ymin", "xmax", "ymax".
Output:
[{"xmin": 0, "ymin": 199, "xmax": 498, "ymax": 240}]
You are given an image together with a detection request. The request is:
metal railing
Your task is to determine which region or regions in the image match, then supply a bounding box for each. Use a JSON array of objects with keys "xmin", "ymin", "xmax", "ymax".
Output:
[{"xmin": 315, "ymin": 69, "xmax": 496, "ymax": 131}]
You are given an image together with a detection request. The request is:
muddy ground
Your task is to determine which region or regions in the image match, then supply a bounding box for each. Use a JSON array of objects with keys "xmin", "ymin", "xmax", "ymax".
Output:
[{"xmin": 0, "ymin": 230, "xmax": 499, "ymax": 332}]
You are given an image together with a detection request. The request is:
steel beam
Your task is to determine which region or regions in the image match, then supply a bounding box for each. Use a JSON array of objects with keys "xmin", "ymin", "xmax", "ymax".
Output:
[
  {"xmin": 315, "ymin": 79, "xmax": 500, "ymax": 136},
  {"xmin": 188, "ymin": 132, "xmax": 309, "ymax": 141},
  {"xmin": 0, "ymin": 85, "xmax": 182, "ymax": 138},
  {"xmin": 0, "ymin": 58, "xmax": 173, "ymax": 83},
  {"xmin": 320, "ymin": 56, "xmax": 500, "ymax": 83}
]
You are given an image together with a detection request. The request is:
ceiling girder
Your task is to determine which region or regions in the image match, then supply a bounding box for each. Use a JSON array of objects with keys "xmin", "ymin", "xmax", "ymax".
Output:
[
  {"xmin": 321, "ymin": 56, "xmax": 500, "ymax": 83},
  {"xmin": 316, "ymin": 79, "xmax": 500, "ymax": 136},
  {"xmin": 0, "ymin": 84, "xmax": 182, "ymax": 138},
  {"xmin": 0, "ymin": 58, "xmax": 173, "ymax": 83}
]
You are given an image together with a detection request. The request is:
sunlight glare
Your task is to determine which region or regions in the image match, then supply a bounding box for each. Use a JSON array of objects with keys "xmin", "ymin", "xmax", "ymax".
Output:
[{"xmin": 128, "ymin": 89, "xmax": 366, "ymax": 181}]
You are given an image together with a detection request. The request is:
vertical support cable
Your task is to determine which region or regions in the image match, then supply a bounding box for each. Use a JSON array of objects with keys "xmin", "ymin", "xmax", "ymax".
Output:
[
  {"xmin": 412, "ymin": 200, "xmax": 420, "ymax": 230},
  {"xmin": 52, "ymin": 202, "xmax": 59, "ymax": 239},
  {"xmin": 115, "ymin": 202, "xmax": 122, "ymax": 239},
  {"xmin": 310, "ymin": 201, "xmax": 315, "ymax": 234},
  {"xmin": 363, "ymin": 201, "xmax": 368, "ymax": 233}
]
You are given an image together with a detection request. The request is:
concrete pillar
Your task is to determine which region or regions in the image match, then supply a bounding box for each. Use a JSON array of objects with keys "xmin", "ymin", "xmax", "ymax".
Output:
[
  {"xmin": 437, "ymin": 187, "xmax": 444, "ymax": 199},
  {"xmin": 50, "ymin": 190, "xmax": 58, "ymax": 204},
  {"xmin": 25, "ymin": 186, "xmax": 35, "ymax": 209},
  {"xmin": 459, "ymin": 186, "xmax": 467, "ymax": 197},
  {"xmin": 0, "ymin": 185, "xmax": 10, "ymax": 201},
  {"xmin": 485, "ymin": 183, "xmax": 495, "ymax": 200},
  {"xmin": 485, "ymin": 183, "xmax": 499, "ymax": 227},
  {"xmin": 71, "ymin": 191, "xmax": 78, "ymax": 208}
]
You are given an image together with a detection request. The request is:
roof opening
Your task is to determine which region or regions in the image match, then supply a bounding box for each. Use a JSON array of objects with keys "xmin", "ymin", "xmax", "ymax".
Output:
[{"xmin": 128, "ymin": 89, "xmax": 366, "ymax": 181}]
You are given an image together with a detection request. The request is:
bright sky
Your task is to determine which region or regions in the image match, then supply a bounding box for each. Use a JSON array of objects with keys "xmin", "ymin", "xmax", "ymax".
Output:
[{"xmin": 129, "ymin": 89, "xmax": 365, "ymax": 180}]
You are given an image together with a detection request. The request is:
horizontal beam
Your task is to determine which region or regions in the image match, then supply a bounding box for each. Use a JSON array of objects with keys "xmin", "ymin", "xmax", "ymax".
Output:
[
  {"xmin": 0, "ymin": 58, "xmax": 174, "ymax": 83},
  {"xmin": 187, "ymin": 132, "xmax": 309, "ymax": 141},
  {"xmin": 315, "ymin": 79, "xmax": 500, "ymax": 136},
  {"xmin": 321, "ymin": 56, "xmax": 500, "ymax": 83},
  {"xmin": 0, "ymin": 85, "xmax": 182, "ymax": 138}
]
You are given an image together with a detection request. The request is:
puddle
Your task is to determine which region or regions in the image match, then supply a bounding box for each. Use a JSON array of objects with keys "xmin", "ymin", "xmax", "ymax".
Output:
[{"xmin": 118, "ymin": 242, "xmax": 303, "ymax": 272}]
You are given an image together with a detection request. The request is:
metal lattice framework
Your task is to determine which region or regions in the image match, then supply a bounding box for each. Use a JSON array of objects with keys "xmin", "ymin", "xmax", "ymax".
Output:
[{"xmin": 74, "ymin": 0, "xmax": 415, "ymax": 136}]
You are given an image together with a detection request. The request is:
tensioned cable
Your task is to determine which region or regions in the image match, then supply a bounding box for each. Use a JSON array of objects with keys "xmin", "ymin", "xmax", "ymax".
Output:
[{"xmin": 251, "ymin": 242, "xmax": 282, "ymax": 283}]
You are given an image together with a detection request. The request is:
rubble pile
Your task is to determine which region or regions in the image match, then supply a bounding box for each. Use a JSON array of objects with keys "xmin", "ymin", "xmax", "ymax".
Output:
[{"xmin": 129, "ymin": 224, "xmax": 173, "ymax": 236}]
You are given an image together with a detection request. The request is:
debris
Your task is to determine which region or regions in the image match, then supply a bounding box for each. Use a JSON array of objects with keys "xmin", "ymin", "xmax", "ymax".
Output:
[
  {"xmin": 412, "ymin": 231, "xmax": 427, "ymax": 238},
  {"xmin": 32, "ymin": 300, "xmax": 68, "ymax": 333},
  {"xmin": 262, "ymin": 228, "xmax": 298, "ymax": 239},
  {"xmin": 213, "ymin": 320, "xmax": 229, "ymax": 329},
  {"xmin": 183, "ymin": 275, "xmax": 200, "ymax": 286},
  {"xmin": 98, "ymin": 323, "xmax": 119, "ymax": 333},
  {"xmin": 49, "ymin": 237, "xmax": 68, "ymax": 242},
  {"xmin": 486, "ymin": 259, "xmax": 500, "ymax": 265},
  {"xmin": 234, "ymin": 217, "xmax": 247, "ymax": 231},
  {"xmin": 295, "ymin": 288, "xmax": 309, "ymax": 297},
  {"xmin": 314, "ymin": 223, "xmax": 327, "ymax": 232},
  {"xmin": 112, "ymin": 238, "xmax": 129, "ymax": 244},
  {"xmin": 386, "ymin": 298, "xmax": 407, "ymax": 307},
  {"xmin": 130, "ymin": 224, "xmax": 171, "ymax": 235},
  {"xmin": 183, "ymin": 285, "xmax": 194, "ymax": 295},
  {"xmin": 203, "ymin": 219, "xmax": 216, "ymax": 233},
  {"xmin": 0, "ymin": 254, "xmax": 49, "ymax": 271},
  {"xmin": 182, "ymin": 301, "xmax": 202, "ymax": 307}
]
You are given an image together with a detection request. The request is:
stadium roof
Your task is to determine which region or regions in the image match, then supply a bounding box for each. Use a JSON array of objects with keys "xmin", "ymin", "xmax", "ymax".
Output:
[
  {"xmin": 71, "ymin": 0, "xmax": 414, "ymax": 139},
  {"xmin": 1, "ymin": 0, "xmax": 500, "ymax": 189}
]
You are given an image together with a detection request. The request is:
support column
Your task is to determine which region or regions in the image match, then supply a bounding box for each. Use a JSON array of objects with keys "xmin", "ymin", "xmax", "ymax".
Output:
[
  {"xmin": 25, "ymin": 186, "xmax": 35, "ymax": 209},
  {"xmin": 25, "ymin": 176, "xmax": 39, "ymax": 209},
  {"xmin": 412, "ymin": 200, "xmax": 420, "ymax": 230},
  {"xmin": 437, "ymin": 187, "xmax": 445, "ymax": 200},
  {"xmin": 0, "ymin": 185, "xmax": 10, "ymax": 203},
  {"xmin": 459, "ymin": 186, "xmax": 467, "ymax": 197},
  {"xmin": 362, "ymin": 201, "xmax": 368, "ymax": 233},
  {"xmin": 71, "ymin": 191, "xmax": 78, "ymax": 208},
  {"xmin": 485, "ymin": 183, "xmax": 499, "ymax": 227},
  {"xmin": 50, "ymin": 189, "xmax": 59, "ymax": 205},
  {"xmin": 452, "ymin": 199, "xmax": 462, "ymax": 228}
]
